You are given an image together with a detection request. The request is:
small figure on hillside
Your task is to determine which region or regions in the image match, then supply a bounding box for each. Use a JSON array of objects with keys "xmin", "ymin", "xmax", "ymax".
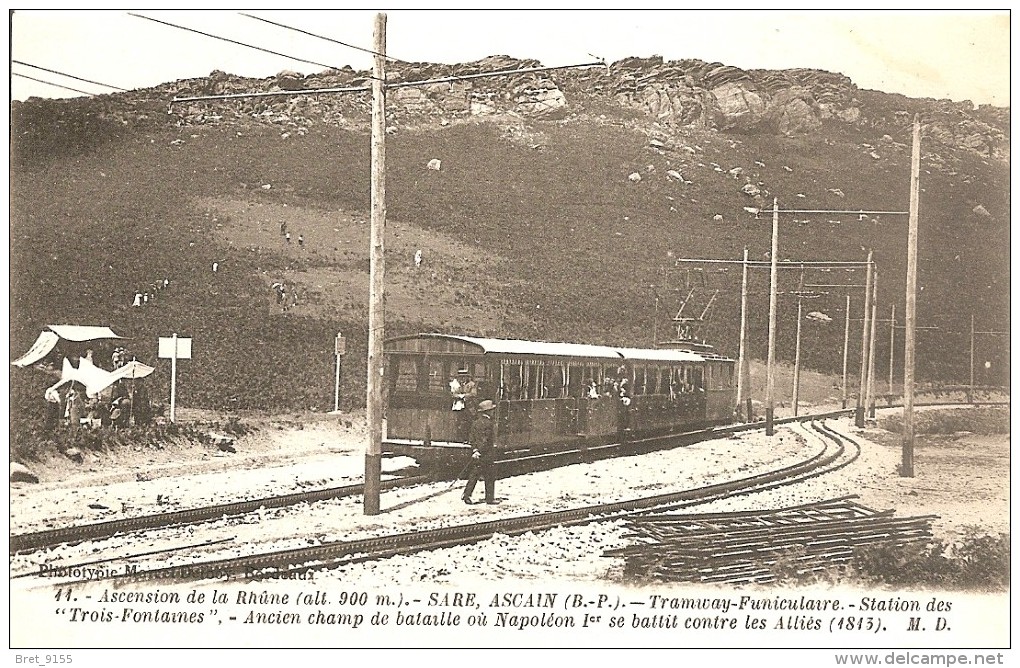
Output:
[
  {"xmin": 462, "ymin": 400, "xmax": 499, "ymax": 505},
  {"xmin": 44, "ymin": 387, "xmax": 61, "ymax": 431},
  {"xmin": 94, "ymin": 399, "xmax": 111, "ymax": 428},
  {"xmin": 414, "ymin": 249, "xmax": 423, "ymax": 268},
  {"xmin": 109, "ymin": 398, "xmax": 123, "ymax": 428},
  {"xmin": 280, "ymin": 221, "xmax": 287, "ymax": 236},
  {"xmin": 66, "ymin": 387, "xmax": 84, "ymax": 431},
  {"xmin": 285, "ymin": 232, "xmax": 291, "ymax": 244},
  {"xmin": 134, "ymin": 384, "xmax": 151, "ymax": 426},
  {"xmin": 132, "ymin": 293, "xmax": 142, "ymax": 307},
  {"xmin": 212, "ymin": 261, "xmax": 219, "ymax": 273},
  {"xmin": 113, "ymin": 396, "xmax": 132, "ymax": 428},
  {"xmin": 298, "ymin": 234, "xmax": 305, "ymax": 248}
]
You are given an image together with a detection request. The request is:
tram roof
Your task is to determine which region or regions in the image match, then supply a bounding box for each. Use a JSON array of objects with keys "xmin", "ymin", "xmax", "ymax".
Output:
[
  {"xmin": 384, "ymin": 334, "xmax": 710, "ymax": 362},
  {"xmin": 616, "ymin": 347, "xmax": 705, "ymax": 362}
]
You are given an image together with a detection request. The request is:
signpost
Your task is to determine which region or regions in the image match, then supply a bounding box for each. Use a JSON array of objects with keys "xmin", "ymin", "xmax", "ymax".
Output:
[
  {"xmin": 333, "ymin": 332, "xmax": 346, "ymax": 413},
  {"xmin": 158, "ymin": 334, "xmax": 192, "ymax": 423}
]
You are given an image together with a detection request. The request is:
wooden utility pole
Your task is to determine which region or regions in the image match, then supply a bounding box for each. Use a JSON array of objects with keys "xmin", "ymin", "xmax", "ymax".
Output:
[
  {"xmin": 888, "ymin": 304, "xmax": 896, "ymax": 394},
  {"xmin": 855, "ymin": 251, "xmax": 874, "ymax": 427},
  {"xmin": 841, "ymin": 294, "xmax": 851, "ymax": 409},
  {"xmin": 792, "ymin": 297, "xmax": 803, "ymax": 417},
  {"xmin": 333, "ymin": 332, "xmax": 346, "ymax": 413},
  {"xmin": 866, "ymin": 272, "xmax": 879, "ymax": 418},
  {"xmin": 902, "ymin": 116, "xmax": 921, "ymax": 478},
  {"xmin": 364, "ymin": 12, "xmax": 387, "ymax": 515},
  {"xmin": 765, "ymin": 198, "xmax": 779, "ymax": 435},
  {"xmin": 736, "ymin": 247, "xmax": 750, "ymax": 421}
]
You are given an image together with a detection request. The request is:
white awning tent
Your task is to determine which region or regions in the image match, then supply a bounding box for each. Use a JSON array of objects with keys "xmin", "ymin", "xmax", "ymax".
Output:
[
  {"xmin": 111, "ymin": 359, "xmax": 155, "ymax": 382},
  {"xmin": 12, "ymin": 325, "xmax": 124, "ymax": 368},
  {"xmin": 45, "ymin": 357, "xmax": 155, "ymax": 399}
]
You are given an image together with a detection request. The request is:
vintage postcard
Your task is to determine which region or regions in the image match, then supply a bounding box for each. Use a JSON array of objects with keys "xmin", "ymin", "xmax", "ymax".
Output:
[{"xmin": 7, "ymin": 9, "xmax": 1011, "ymax": 662}]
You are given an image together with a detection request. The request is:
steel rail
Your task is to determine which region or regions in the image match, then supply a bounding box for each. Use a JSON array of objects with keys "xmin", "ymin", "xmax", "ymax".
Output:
[
  {"xmin": 9, "ymin": 410, "xmax": 849, "ymax": 555},
  {"xmin": 12, "ymin": 400, "xmax": 1001, "ymax": 556},
  {"xmin": 51, "ymin": 419, "xmax": 855, "ymax": 585},
  {"xmin": 9, "ymin": 475, "xmax": 429, "ymax": 554}
]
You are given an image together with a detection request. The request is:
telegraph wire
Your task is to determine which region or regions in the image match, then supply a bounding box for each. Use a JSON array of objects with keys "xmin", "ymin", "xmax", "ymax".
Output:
[
  {"xmin": 12, "ymin": 60, "xmax": 128, "ymax": 91},
  {"xmin": 128, "ymin": 12, "xmax": 355, "ymax": 75},
  {"xmin": 12, "ymin": 72, "xmax": 99, "ymax": 97},
  {"xmin": 170, "ymin": 60, "xmax": 604, "ymax": 106},
  {"xmin": 238, "ymin": 12, "xmax": 408, "ymax": 64}
]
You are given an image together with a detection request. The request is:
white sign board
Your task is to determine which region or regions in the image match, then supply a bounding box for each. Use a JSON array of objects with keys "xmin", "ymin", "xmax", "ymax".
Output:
[{"xmin": 158, "ymin": 336, "xmax": 192, "ymax": 359}]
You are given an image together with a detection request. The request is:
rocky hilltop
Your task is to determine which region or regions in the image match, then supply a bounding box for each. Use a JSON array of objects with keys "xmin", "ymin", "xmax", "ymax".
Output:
[{"xmin": 14, "ymin": 55, "xmax": 1009, "ymax": 163}]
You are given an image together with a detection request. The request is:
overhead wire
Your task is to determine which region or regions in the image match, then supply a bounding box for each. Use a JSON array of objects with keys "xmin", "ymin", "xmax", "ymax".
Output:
[
  {"xmin": 237, "ymin": 12, "xmax": 408, "ymax": 64},
  {"xmin": 12, "ymin": 72, "xmax": 98, "ymax": 97},
  {"xmin": 12, "ymin": 60, "xmax": 128, "ymax": 91},
  {"xmin": 169, "ymin": 60, "xmax": 605, "ymax": 106},
  {"xmin": 127, "ymin": 12, "xmax": 356, "ymax": 75}
]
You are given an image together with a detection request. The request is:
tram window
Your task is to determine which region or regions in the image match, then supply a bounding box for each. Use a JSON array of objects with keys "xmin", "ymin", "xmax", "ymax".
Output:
[
  {"xmin": 474, "ymin": 362, "xmax": 491, "ymax": 398},
  {"xmin": 546, "ymin": 364, "xmax": 564, "ymax": 398},
  {"xmin": 524, "ymin": 364, "xmax": 540, "ymax": 399},
  {"xmin": 660, "ymin": 368, "xmax": 671, "ymax": 395},
  {"xmin": 502, "ymin": 363, "xmax": 524, "ymax": 400},
  {"xmin": 427, "ymin": 359, "xmax": 447, "ymax": 392},
  {"xmin": 646, "ymin": 366, "xmax": 658, "ymax": 395},
  {"xmin": 633, "ymin": 366, "xmax": 645, "ymax": 395},
  {"xmin": 502, "ymin": 365, "xmax": 512, "ymax": 399},
  {"xmin": 567, "ymin": 365, "xmax": 584, "ymax": 397},
  {"xmin": 394, "ymin": 356, "xmax": 420, "ymax": 392}
]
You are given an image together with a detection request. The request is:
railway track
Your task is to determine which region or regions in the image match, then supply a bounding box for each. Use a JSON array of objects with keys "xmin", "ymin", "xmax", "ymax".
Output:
[
  {"xmin": 9, "ymin": 409, "xmax": 851, "ymax": 556},
  {"xmin": 9, "ymin": 475, "xmax": 431, "ymax": 555},
  {"xmin": 47, "ymin": 418, "xmax": 859, "ymax": 585},
  {"xmin": 11, "ymin": 399, "xmax": 990, "ymax": 556}
]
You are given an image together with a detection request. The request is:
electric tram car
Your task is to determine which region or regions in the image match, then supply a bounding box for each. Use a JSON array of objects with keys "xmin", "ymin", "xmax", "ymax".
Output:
[{"xmin": 382, "ymin": 333, "xmax": 735, "ymax": 469}]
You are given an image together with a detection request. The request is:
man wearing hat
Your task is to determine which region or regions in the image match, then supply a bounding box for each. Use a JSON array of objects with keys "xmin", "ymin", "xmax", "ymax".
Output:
[{"xmin": 462, "ymin": 399, "xmax": 499, "ymax": 505}]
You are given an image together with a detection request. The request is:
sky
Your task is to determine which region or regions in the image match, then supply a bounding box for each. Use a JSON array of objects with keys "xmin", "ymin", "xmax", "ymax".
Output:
[{"xmin": 7, "ymin": 9, "xmax": 1012, "ymax": 107}]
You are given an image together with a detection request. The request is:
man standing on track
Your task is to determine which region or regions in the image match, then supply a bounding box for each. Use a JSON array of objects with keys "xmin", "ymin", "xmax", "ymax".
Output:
[{"xmin": 462, "ymin": 399, "xmax": 499, "ymax": 505}]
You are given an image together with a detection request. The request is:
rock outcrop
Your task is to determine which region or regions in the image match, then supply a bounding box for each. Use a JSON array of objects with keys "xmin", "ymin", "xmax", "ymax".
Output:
[{"xmin": 11, "ymin": 54, "xmax": 1009, "ymax": 162}]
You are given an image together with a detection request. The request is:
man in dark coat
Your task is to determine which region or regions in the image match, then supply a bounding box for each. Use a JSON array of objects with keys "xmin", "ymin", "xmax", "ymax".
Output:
[{"xmin": 462, "ymin": 400, "xmax": 499, "ymax": 505}]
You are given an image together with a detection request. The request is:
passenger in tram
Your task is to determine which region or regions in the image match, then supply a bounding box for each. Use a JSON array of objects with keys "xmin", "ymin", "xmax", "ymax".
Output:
[
  {"xmin": 618, "ymin": 377, "xmax": 631, "ymax": 405},
  {"xmin": 450, "ymin": 368, "xmax": 476, "ymax": 441},
  {"xmin": 449, "ymin": 372, "xmax": 464, "ymax": 409},
  {"xmin": 461, "ymin": 370, "xmax": 478, "ymax": 407},
  {"xmin": 616, "ymin": 377, "xmax": 632, "ymax": 435},
  {"xmin": 602, "ymin": 375, "xmax": 616, "ymax": 397},
  {"xmin": 545, "ymin": 371, "xmax": 563, "ymax": 399},
  {"xmin": 586, "ymin": 378, "xmax": 601, "ymax": 400}
]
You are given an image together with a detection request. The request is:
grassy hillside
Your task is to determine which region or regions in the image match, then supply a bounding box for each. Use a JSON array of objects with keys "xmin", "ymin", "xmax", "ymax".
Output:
[{"xmin": 9, "ymin": 80, "xmax": 1010, "ymax": 444}]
